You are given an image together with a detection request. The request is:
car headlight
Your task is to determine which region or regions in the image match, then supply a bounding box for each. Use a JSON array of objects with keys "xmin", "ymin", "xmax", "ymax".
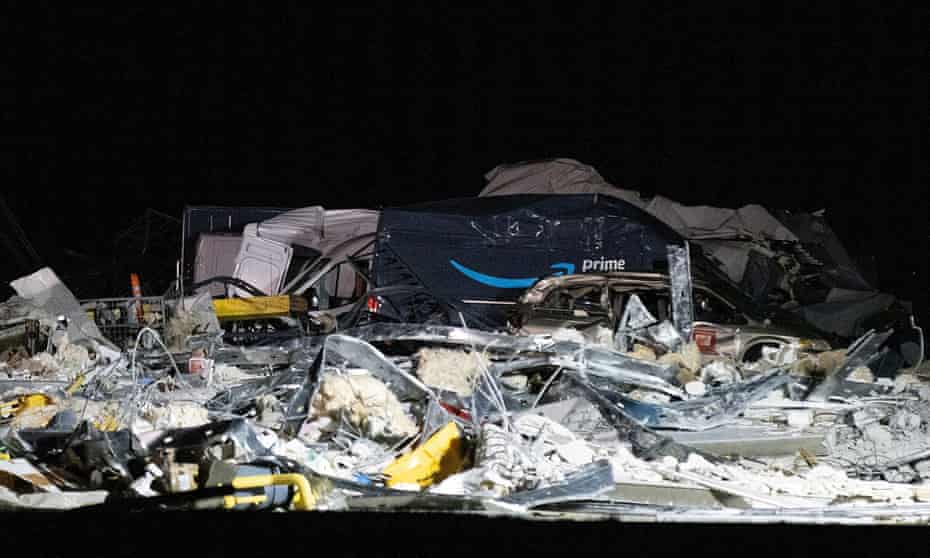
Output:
[{"xmin": 798, "ymin": 338, "xmax": 832, "ymax": 352}]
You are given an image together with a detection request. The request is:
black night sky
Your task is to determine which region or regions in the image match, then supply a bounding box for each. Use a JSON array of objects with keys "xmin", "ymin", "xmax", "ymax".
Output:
[{"xmin": 1, "ymin": 6, "xmax": 926, "ymax": 323}]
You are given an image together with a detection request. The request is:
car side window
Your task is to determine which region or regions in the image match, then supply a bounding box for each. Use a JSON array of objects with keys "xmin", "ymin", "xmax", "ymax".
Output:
[
  {"xmin": 313, "ymin": 261, "xmax": 370, "ymax": 310},
  {"xmin": 694, "ymin": 289, "xmax": 748, "ymax": 325},
  {"xmin": 541, "ymin": 287, "xmax": 605, "ymax": 315}
]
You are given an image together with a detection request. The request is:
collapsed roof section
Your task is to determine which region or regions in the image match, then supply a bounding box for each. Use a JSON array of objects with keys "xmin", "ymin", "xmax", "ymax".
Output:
[
  {"xmin": 483, "ymin": 159, "xmax": 797, "ymax": 242},
  {"xmin": 479, "ymin": 158, "xmax": 891, "ymax": 339}
]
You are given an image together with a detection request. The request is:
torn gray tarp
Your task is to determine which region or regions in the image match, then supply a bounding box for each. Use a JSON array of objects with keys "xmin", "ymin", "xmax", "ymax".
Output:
[
  {"xmin": 806, "ymin": 330, "xmax": 895, "ymax": 401},
  {"xmin": 9, "ymin": 267, "xmax": 111, "ymax": 348},
  {"xmin": 773, "ymin": 209, "xmax": 875, "ymax": 292},
  {"xmin": 793, "ymin": 290, "xmax": 898, "ymax": 339},
  {"xmin": 667, "ymin": 243, "xmax": 695, "ymax": 342},
  {"xmin": 478, "ymin": 159, "xmax": 896, "ymax": 338},
  {"xmin": 480, "ymin": 158, "xmax": 639, "ymax": 202},
  {"xmin": 615, "ymin": 368, "xmax": 794, "ymax": 431}
]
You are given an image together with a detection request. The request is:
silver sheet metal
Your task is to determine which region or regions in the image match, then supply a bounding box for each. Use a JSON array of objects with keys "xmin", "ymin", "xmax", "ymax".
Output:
[
  {"xmin": 616, "ymin": 369, "xmax": 793, "ymax": 431},
  {"xmin": 497, "ymin": 460, "xmax": 616, "ymax": 509},
  {"xmin": 667, "ymin": 243, "xmax": 695, "ymax": 342},
  {"xmin": 806, "ymin": 330, "xmax": 894, "ymax": 401},
  {"xmin": 548, "ymin": 342, "xmax": 683, "ymax": 397}
]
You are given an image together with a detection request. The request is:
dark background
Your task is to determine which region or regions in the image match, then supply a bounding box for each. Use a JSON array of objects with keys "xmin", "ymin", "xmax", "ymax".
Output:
[{"xmin": 1, "ymin": 6, "xmax": 926, "ymax": 328}]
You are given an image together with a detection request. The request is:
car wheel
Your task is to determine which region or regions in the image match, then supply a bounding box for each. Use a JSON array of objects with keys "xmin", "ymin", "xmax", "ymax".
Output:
[{"xmin": 741, "ymin": 342, "xmax": 783, "ymax": 363}]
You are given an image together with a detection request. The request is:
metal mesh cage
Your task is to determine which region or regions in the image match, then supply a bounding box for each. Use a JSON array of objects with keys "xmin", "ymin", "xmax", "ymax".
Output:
[{"xmin": 80, "ymin": 296, "xmax": 167, "ymax": 349}]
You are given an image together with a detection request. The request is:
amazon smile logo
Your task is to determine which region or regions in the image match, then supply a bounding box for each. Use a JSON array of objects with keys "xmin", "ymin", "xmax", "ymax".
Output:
[{"xmin": 449, "ymin": 260, "xmax": 576, "ymax": 288}]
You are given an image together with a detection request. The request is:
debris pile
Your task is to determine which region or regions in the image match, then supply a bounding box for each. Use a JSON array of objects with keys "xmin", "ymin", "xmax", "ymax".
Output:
[{"xmin": 0, "ymin": 201, "xmax": 925, "ymax": 526}]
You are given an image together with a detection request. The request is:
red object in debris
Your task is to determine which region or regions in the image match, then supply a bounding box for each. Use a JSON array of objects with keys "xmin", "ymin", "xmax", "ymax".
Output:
[
  {"xmin": 188, "ymin": 358, "xmax": 207, "ymax": 374},
  {"xmin": 693, "ymin": 327, "xmax": 718, "ymax": 354},
  {"xmin": 439, "ymin": 402, "xmax": 471, "ymax": 420},
  {"xmin": 130, "ymin": 273, "xmax": 144, "ymax": 322},
  {"xmin": 366, "ymin": 296, "xmax": 381, "ymax": 313}
]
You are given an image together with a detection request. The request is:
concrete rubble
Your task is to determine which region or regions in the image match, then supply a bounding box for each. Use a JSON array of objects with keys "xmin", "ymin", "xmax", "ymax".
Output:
[{"xmin": 0, "ymin": 262, "xmax": 926, "ymax": 525}]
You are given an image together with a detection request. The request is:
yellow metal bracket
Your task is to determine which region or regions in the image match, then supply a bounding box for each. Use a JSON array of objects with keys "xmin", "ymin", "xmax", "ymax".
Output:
[
  {"xmin": 212, "ymin": 296, "xmax": 307, "ymax": 321},
  {"xmin": 222, "ymin": 473, "xmax": 316, "ymax": 511}
]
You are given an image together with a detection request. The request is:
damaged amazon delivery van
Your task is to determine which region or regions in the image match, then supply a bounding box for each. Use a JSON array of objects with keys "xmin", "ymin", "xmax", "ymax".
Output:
[{"xmin": 364, "ymin": 194, "xmax": 685, "ymax": 330}]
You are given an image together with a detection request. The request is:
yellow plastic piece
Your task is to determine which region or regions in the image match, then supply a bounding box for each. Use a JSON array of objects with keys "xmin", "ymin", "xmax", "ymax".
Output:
[
  {"xmin": 94, "ymin": 415, "xmax": 120, "ymax": 432},
  {"xmin": 223, "ymin": 473, "xmax": 316, "ymax": 511},
  {"xmin": 383, "ymin": 422, "xmax": 465, "ymax": 489},
  {"xmin": 223, "ymin": 494, "xmax": 267, "ymax": 508},
  {"xmin": 66, "ymin": 374, "xmax": 86, "ymax": 395},
  {"xmin": 212, "ymin": 296, "xmax": 294, "ymax": 321},
  {"xmin": 0, "ymin": 394, "xmax": 53, "ymax": 419},
  {"xmin": 0, "ymin": 453, "xmax": 10, "ymax": 461}
]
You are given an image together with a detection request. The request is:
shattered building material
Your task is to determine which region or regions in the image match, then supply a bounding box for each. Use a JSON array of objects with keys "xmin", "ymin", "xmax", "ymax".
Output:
[
  {"xmin": 615, "ymin": 369, "xmax": 793, "ymax": 431},
  {"xmin": 822, "ymin": 399, "xmax": 930, "ymax": 482},
  {"xmin": 10, "ymin": 268, "xmax": 111, "ymax": 349},
  {"xmin": 806, "ymin": 330, "xmax": 894, "ymax": 401},
  {"xmin": 666, "ymin": 425, "xmax": 827, "ymax": 457}
]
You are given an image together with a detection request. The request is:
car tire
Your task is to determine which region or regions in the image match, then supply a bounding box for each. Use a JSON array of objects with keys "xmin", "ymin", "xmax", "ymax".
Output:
[{"xmin": 741, "ymin": 341, "xmax": 784, "ymax": 363}]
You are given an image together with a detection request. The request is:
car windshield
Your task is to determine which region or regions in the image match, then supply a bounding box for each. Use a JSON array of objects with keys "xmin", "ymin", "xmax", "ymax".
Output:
[{"xmin": 689, "ymin": 252, "xmax": 768, "ymax": 321}]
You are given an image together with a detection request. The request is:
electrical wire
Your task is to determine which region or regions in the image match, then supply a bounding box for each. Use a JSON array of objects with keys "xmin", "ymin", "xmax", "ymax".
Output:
[{"xmin": 531, "ymin": 366, "xmax": 564, "ymax": 409}]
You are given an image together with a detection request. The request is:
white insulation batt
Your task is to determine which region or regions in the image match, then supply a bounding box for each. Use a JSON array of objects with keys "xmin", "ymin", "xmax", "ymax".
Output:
[
  {"xmin": 311, "ymin": 372, "xmax": 419, "ymax": 440},
  {"xmin": 414, "ymin": 348, "xmax": 489, "ymax": 396}
]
